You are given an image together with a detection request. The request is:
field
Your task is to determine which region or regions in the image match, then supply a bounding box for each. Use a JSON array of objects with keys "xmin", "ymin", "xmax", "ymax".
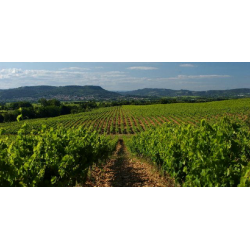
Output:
[
  {"xmin": 1, "ymin": 98, "xmax": 250, "ymax": 187},
  {"xmin": 0, "ymin": 98, "xmax": 250, "ymax": 135}
]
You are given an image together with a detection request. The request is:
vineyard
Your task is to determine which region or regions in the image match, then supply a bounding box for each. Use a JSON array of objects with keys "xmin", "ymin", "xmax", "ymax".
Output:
[
  {"xmin": 129, "ymin": 118, "xmax": 250, "ymax": 187},
  {"xmin": 1, "ymin": 98, "xmax": 250, "ymax": 187},
  {"xmin": 0, "ymin": 125, "xmax": 117, "ymax": 186},
  {"xmin": 0, "ymin": 98, "xmax": 250, "ymax": 135}
]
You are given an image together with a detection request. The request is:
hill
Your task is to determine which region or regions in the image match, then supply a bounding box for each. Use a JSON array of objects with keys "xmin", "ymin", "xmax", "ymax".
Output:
[
  {"xmin": 119, "ymin": 88, "xmax": 250, "ymax": 98},
  {"xmin": 0, "ymin": 85, "xmax": 121, "ymax": 102}
]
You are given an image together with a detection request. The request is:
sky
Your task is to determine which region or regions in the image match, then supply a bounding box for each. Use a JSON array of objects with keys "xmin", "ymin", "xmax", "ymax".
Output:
[{"xmin": 0, "ymin": 62, "xmax": 249, "ymax": 91}]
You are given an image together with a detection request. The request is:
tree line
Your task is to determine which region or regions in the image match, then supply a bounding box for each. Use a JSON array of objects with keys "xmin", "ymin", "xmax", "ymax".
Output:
[{"xmin": 0, "ymin": 99, "xmax": 98, "ymax": 123}]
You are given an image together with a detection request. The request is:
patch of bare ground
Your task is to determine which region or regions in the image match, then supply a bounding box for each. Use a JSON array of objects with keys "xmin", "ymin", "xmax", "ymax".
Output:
[{"xmin": 84, "ymin": 139, "xmax": 175, "ymax": 187}]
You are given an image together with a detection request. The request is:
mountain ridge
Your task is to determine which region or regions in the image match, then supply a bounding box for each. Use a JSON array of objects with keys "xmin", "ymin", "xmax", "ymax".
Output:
[
  {"xmin": 118, "ymin": 88, "xmax": 250, "ymax": 98},
  {"xmin": 0, "ymin": 85, "xmax": 121, "ymax": 102},
  {"xmin": 1, "ymin": 86, "xmax": 250, "ymax": 102}
]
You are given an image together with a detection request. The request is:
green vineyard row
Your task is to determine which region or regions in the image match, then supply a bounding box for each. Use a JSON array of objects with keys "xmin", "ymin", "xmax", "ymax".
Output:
[
  {"xmin": 129, "ymin": 118, "xmax": 250, "ymax": 187},
  {"xmin": 0, "ymin": 125, "xmax": 117, "ymax": 187},
  {"xmin": 1, "ymin": 98, "xmax": 250, "ymax": 135}
]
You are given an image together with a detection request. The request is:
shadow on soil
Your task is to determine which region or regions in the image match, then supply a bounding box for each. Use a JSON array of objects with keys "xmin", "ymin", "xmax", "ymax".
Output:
[{"xmin": 110, "ymin": 140, "xmax": 153, "ymax": 187}]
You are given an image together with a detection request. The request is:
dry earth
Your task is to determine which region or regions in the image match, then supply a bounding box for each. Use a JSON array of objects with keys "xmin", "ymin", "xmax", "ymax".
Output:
[{"xmin": 84, "ymin": 139, "xmax": 175, "ymax": 187}]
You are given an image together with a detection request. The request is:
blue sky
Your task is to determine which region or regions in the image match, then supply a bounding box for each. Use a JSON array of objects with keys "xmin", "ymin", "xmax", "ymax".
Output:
[{"xmin": 0, "ymin": 62, "xmax": 249, "ymax": 91}]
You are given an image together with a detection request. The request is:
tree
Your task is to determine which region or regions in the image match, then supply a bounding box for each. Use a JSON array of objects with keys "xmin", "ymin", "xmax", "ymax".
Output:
[
  {"xmin": 0, "ymin": 114, "xmax": 4, "ymax": 123},
  {"xmin": 36, "ymin": 106, "xmax": 61, "ymax": 118},
  {"xmin": 39, "ymin": 98, "xmax": 48, "ymax": 107},
  {"xmin": 48, "ymin": 99, "xmax": 61, "ymax": 107},
  {"xmin": 39, "ymin": 98, "xmax": 61, "ymax": 107},
  {"xmin": 9, "ymin": 101, "xmax": 33, "ymax": 110},
  {"xmin": 21, "ymin": 107, "xmax": 36, "ymax": 119},
  {"xmin": 60, "ymin": 105, "xmax": 71, "ymax": 115},
  {"xmin": 3, "ymin": 113, "xmax": 17, "ymax": 122},
  {"xmin": 0, "ymin": 102, "xmax": 6, "ymax": 110}
]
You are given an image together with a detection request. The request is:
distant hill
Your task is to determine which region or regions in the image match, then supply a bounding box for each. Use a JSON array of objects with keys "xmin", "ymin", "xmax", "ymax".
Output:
[
  {"xmin": 1, "ymin": 86, "xmax": 250, "ymax": 102},
  {"xmin": 119, "ymin": 88, "xmax": 250, "ymax": 98},
  {"xmin": 0, "ymin": 85, "xmax": 121, "ymax": 102}
]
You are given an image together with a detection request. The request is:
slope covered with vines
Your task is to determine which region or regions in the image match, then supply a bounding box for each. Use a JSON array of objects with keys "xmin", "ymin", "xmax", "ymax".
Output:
[
  {"xmin": 0, "ymin": 125, "xmax": 117, "ymax": 187},
  {"xmin": 129, "ymin": 118, "xmax": 250, "ymax": 187},
  {"xmin": 0, "ymin": 98, "xmax": 250, "ymax": 135}
]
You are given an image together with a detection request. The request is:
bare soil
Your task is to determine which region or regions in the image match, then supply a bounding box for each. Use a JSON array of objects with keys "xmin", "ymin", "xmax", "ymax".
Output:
[{"xmin": 84, "ymin": 139, "xmax": 175, "ymax": 187}]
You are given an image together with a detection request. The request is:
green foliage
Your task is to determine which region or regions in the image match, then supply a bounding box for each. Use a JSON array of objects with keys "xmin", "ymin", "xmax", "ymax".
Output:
[
  {"xmin": 0, "ymin": 124, "xmax": 116, "ymax": 187},
  {"xmin": 39, "ymin": 98, "xmax": 61, "ymax": 107},
  {"xmin": 1, "ymin": 98, "xmax": 250, "ymax": 136},
  {"xmin": 16, "ymin": 113, "xmax": 23, "ymax": 122},
  {"xmin": 239, "ymin": 163, "xmax": 250, "ymax": 187},
  {"xmin": 9, "ymin": 101, "xmax": 32, "ymax": 109},
  {"xmin": 0, "ymin": 114, "xmax": 4, "ymax": 123},
  {"xmin": 129, "ymin": 117, "xmax": 250, "ymax": 187}
]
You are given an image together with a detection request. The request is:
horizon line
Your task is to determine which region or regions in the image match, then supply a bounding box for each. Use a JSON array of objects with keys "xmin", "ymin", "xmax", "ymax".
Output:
[{"xmin": 0, "ymin": 84, "xmax": 250, "ymax": 93}]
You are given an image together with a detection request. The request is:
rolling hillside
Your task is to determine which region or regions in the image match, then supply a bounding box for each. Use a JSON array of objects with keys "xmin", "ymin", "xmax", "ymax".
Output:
[
  {"xmin": 0, "ymin": 85, "xmax": 121, "ymax": 102},
  {"xmin": 119, "ymin": 88, "xmax": 250, "ymax": 98}
]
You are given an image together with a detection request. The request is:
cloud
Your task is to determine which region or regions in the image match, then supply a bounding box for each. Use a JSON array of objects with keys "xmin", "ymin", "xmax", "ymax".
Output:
[
  {"xmin": 127, "ymin": 66, "xmax": 158, "ymax": 70},
  {"xmin": 60, "ymin": 67, "xmax": 91, "ymax": 71},
  {"xmin": 179, "ymin": 64, "xmax": 196, "ymax": 67},
  {"xmin": 168, "ymin": 75, "xmax": 231, "ymax": 80},
  {"xmin": 0, "ymin": 68, "xmax": 233, "ymax": 91},
  {"xmin": 0, "ymin": 68, "xmax": 128, "ymax": 89},
  {"xmin": 0, "ymin": 68, "xmax": 23, "ymax": 78}
]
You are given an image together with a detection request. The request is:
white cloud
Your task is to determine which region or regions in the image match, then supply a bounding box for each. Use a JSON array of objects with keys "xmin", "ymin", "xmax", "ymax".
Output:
[
  {"xmin": 60, "ymin": 67, "xmax": 91, "ymax": 71},
  {"xmin": 0, "ymin": 68, "xmax": 128, "ymax": 89},
  {"xmin": 0, "ymin": 68, "xmax": 233, "ymax": 91},
  {"xmin": 0, "ymin": 68, "xmax": 24, "ymax": 79},
  {"xmin": 127, "ymin": 66, "xmax": 158, "ymax": 70},
  {"xmin": 179, "ymin": 64, "xmax": 196, "ymax": 67},
  {"xmin": 168, "ymin": 75, "xmax": 231, "ymax": 79}
]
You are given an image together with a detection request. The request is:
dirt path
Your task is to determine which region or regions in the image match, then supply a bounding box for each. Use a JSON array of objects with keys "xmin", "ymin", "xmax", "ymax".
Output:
[{"xmin": 84, "ymin": 139, "xmax": 175, "ymax": 187}]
